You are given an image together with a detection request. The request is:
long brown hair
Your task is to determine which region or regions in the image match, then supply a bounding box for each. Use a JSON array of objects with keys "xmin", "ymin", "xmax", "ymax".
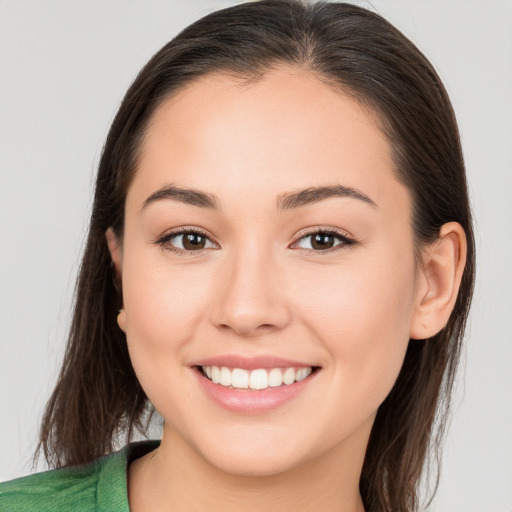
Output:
[{"xmin": 37, "ymin": 2, "xmax": 475, "ymax": 511}]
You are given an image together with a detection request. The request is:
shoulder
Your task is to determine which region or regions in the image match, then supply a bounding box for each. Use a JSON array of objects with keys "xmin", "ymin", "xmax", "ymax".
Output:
[
  {"xmin": 0, "ymin": 442, "xmax": 158, "ymax": 512},
  {"xmin": 0, "ymin": 459, "xmax": 103, "ymax": 512}
]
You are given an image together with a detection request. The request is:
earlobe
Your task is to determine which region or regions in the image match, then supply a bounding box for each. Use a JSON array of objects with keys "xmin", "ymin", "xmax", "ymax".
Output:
[
  {"xmin": 409, "ymin": 222, "xmax": 467, "ymax": 340},
  {"xmin": 117, "ymin": 308, "xmax": 126, "ymax": 332}
]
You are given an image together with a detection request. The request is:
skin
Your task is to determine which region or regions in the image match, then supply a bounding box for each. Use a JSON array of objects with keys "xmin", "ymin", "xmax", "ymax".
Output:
[{"xmin": 107, "ymin": 67, "xmax": 466, "ymax": 512}]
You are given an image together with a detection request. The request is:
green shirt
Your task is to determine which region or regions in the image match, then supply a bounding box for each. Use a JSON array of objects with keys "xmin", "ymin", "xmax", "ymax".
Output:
[{"xmin": 0, "ymin": 440, "xmax": 159, "ymax": 512}]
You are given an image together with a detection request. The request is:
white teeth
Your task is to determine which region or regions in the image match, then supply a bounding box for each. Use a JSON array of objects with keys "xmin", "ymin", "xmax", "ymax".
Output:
[
  {"xmin": 220, "ymin": 367, "xmax": 231, "ymax": 387},
  {"xmin": 231, "ymin": 368, "xmax": 249, "ymax": 389},
  {"xmin": 296, "ymin": 368, "xmax": 311, "ymax": 382},
  {"xmin": 211, "ymin": 366, "xmax": 220, "ymax": 384},
  {"xmin": 268, "ymin": 368, "xmax": 283, "ymax": 387},
  {"xmin": 249, "ymin": 369, "xmax": 268, "ymax": 390},
  {"xmin": 282, "ymin": 367, "xmax": 295, "ymax": 385},
  {"xmin": 201, "ymin": 365, "xmax": 313, "ymax": 390}
]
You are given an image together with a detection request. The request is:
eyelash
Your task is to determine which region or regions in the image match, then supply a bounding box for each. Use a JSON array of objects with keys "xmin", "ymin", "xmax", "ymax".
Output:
[
  {"xmin": 291, "ymin": 228, "xmax": 357, "ymax": 254},
  {"xmin": 154, "ymin": 227, "xmax": 357, "ymax": 256},
  {"xmin": 153, "ymin": 227, "xmax": 218, "ymax": 256}
]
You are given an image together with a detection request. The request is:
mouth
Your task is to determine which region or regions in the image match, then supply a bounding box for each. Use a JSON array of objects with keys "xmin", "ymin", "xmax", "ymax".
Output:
[
  {"xmin": 198, "ymin": 365, "xmax": 317, "ymax": 391},
  {"xmin": 191, "ymin": 356, "xmax": 321, "ymax": 412}
]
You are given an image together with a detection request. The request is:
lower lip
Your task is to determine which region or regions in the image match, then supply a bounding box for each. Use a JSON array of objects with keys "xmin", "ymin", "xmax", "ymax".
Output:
[{"xmin": 195, "ymin": 368, "xmax": 318, "ymax": 414}]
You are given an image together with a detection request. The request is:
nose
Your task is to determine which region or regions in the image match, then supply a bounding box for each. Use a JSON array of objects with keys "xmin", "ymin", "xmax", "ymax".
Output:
[{"xmin": 210, "ymin": 245, "xmax": 291, "ymax": 338}]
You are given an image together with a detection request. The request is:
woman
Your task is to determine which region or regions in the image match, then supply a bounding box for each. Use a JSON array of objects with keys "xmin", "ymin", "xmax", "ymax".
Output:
[{"xmin": 0, "ymin": 1, "xmax": 474, "ymax": 511}]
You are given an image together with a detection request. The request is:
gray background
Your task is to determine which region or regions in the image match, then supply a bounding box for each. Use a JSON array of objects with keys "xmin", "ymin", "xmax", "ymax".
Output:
[{"xmin": 1, "ymin": 1, "xmax": 511, "ymax": 510}]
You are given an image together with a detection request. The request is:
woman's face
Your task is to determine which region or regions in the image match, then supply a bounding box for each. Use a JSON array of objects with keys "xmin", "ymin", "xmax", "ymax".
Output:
[{"xmin": 112, "ymin": 68, "xmax": 423, "ymax": 476}]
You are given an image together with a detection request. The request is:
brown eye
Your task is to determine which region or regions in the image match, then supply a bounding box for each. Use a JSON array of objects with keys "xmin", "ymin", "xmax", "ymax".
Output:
[
  {"xmin": 293, "ymin": 230, "xmax": 355, "ymax": 252},
  {"xmin": 311, "ymin": 233, "xmax": 336, "ymax": 250},
  {"xmin": 182, "ymin": 233, "xmax": 207, "ymax": 250},
  {"xmin": 157, "ymin": 229, "xmax": 217, "ymax": 252}
]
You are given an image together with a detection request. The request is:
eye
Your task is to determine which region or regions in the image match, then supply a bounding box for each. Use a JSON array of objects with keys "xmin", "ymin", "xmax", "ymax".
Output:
[
  {"xmin": 155, "ymin": 228, "xmax": 218, "ymax": 253},
  {"xmin": 292, "ymin": 229, "xmax": 356, "ymax": 252}
]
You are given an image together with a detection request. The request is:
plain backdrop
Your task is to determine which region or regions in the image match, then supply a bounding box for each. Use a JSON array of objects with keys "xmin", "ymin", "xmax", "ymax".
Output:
[{"xmin": 1, "ymin": 1, "xmax": 511, "ymax": 510}]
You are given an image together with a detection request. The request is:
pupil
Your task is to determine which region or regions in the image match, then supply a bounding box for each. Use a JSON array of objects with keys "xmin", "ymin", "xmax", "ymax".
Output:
[
  {"xmin": 183, "ymin": 233, "xmax": 205, "ymax": 250},
  {"xmin": 312, "ymin": 233, "xmax": 334, "ymax": 250}
]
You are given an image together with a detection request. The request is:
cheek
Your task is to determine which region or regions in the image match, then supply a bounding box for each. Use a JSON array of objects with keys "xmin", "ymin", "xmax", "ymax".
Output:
[
  {"xmin": 119, "ymin": 242, "xmax": 216, "ymax": 397},
  {"xmin": 120, "ymin": 251, "xmax": 216, "ymax": 424},
  {"xmin": 295, "ymin": 249, "xmax": 416, "ymax": 398},
  {"xmin": 122, "ymin": 247, "xmax": 210, "ymax": 336}
]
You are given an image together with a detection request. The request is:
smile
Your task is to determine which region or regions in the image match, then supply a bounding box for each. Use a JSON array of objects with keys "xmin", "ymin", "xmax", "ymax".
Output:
[
  {"xmin": 193, "ymin": 357, "xmax": 320, "ymax": 413},
  {"xmin": 201, "ymin": 365, "xmax": 313, "ymax": 390}
]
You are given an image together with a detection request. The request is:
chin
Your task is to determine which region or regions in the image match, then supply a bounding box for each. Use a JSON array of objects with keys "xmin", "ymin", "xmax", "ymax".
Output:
[
  {"xmin": 191, "ymin": 427, "xmax": 317, "ymax": 477},
  {"xmin": 206, "ymin": 448, "xmax": 305, "ymax": 477}
]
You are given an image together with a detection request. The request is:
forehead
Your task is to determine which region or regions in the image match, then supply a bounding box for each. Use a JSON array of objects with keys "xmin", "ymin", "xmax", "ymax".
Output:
[{"xmin": 128, "ymin": 67, "xmax": 409, "ymax": 215}]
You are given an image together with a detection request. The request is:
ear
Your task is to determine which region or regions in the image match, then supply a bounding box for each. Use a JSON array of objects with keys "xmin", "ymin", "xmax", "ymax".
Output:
[
  {"xmin": 106, "ymin": 225, "xmax": 123, "ymax": 291},
  {"xmin": 106, "ymin": 227, "xmax": 123, "ymax": 279},
  {"xmin": 106, "ymin": 228, "xmax": 126, "ymax": 332},
  {"xmin": 409, "ymin": 222, "xmax": 467, "ymax": 340}
]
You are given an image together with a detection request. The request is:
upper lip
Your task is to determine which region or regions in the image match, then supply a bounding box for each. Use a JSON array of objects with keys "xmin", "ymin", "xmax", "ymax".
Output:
[{"xmin": 190, "ymin": 355, "xmax": 317, "ymax": 370}]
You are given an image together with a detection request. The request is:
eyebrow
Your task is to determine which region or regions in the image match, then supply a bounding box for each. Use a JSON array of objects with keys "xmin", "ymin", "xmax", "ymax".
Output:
[
  {"xmin": 276, "ymin": 185, "xmax": 377, "ymax": 210},
  {"xmin": 141, "ymin": 183, "xmax": 377, "ymax": 211},
  {"xmin": 142, "ymin": 184, "xmax": 219, "ymax": 210}
]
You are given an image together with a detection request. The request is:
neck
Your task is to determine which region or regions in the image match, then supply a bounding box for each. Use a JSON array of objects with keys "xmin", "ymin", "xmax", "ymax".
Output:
[{"xmin": 129, "ymin": 423, "xmax": 370, "ymax": 512}]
